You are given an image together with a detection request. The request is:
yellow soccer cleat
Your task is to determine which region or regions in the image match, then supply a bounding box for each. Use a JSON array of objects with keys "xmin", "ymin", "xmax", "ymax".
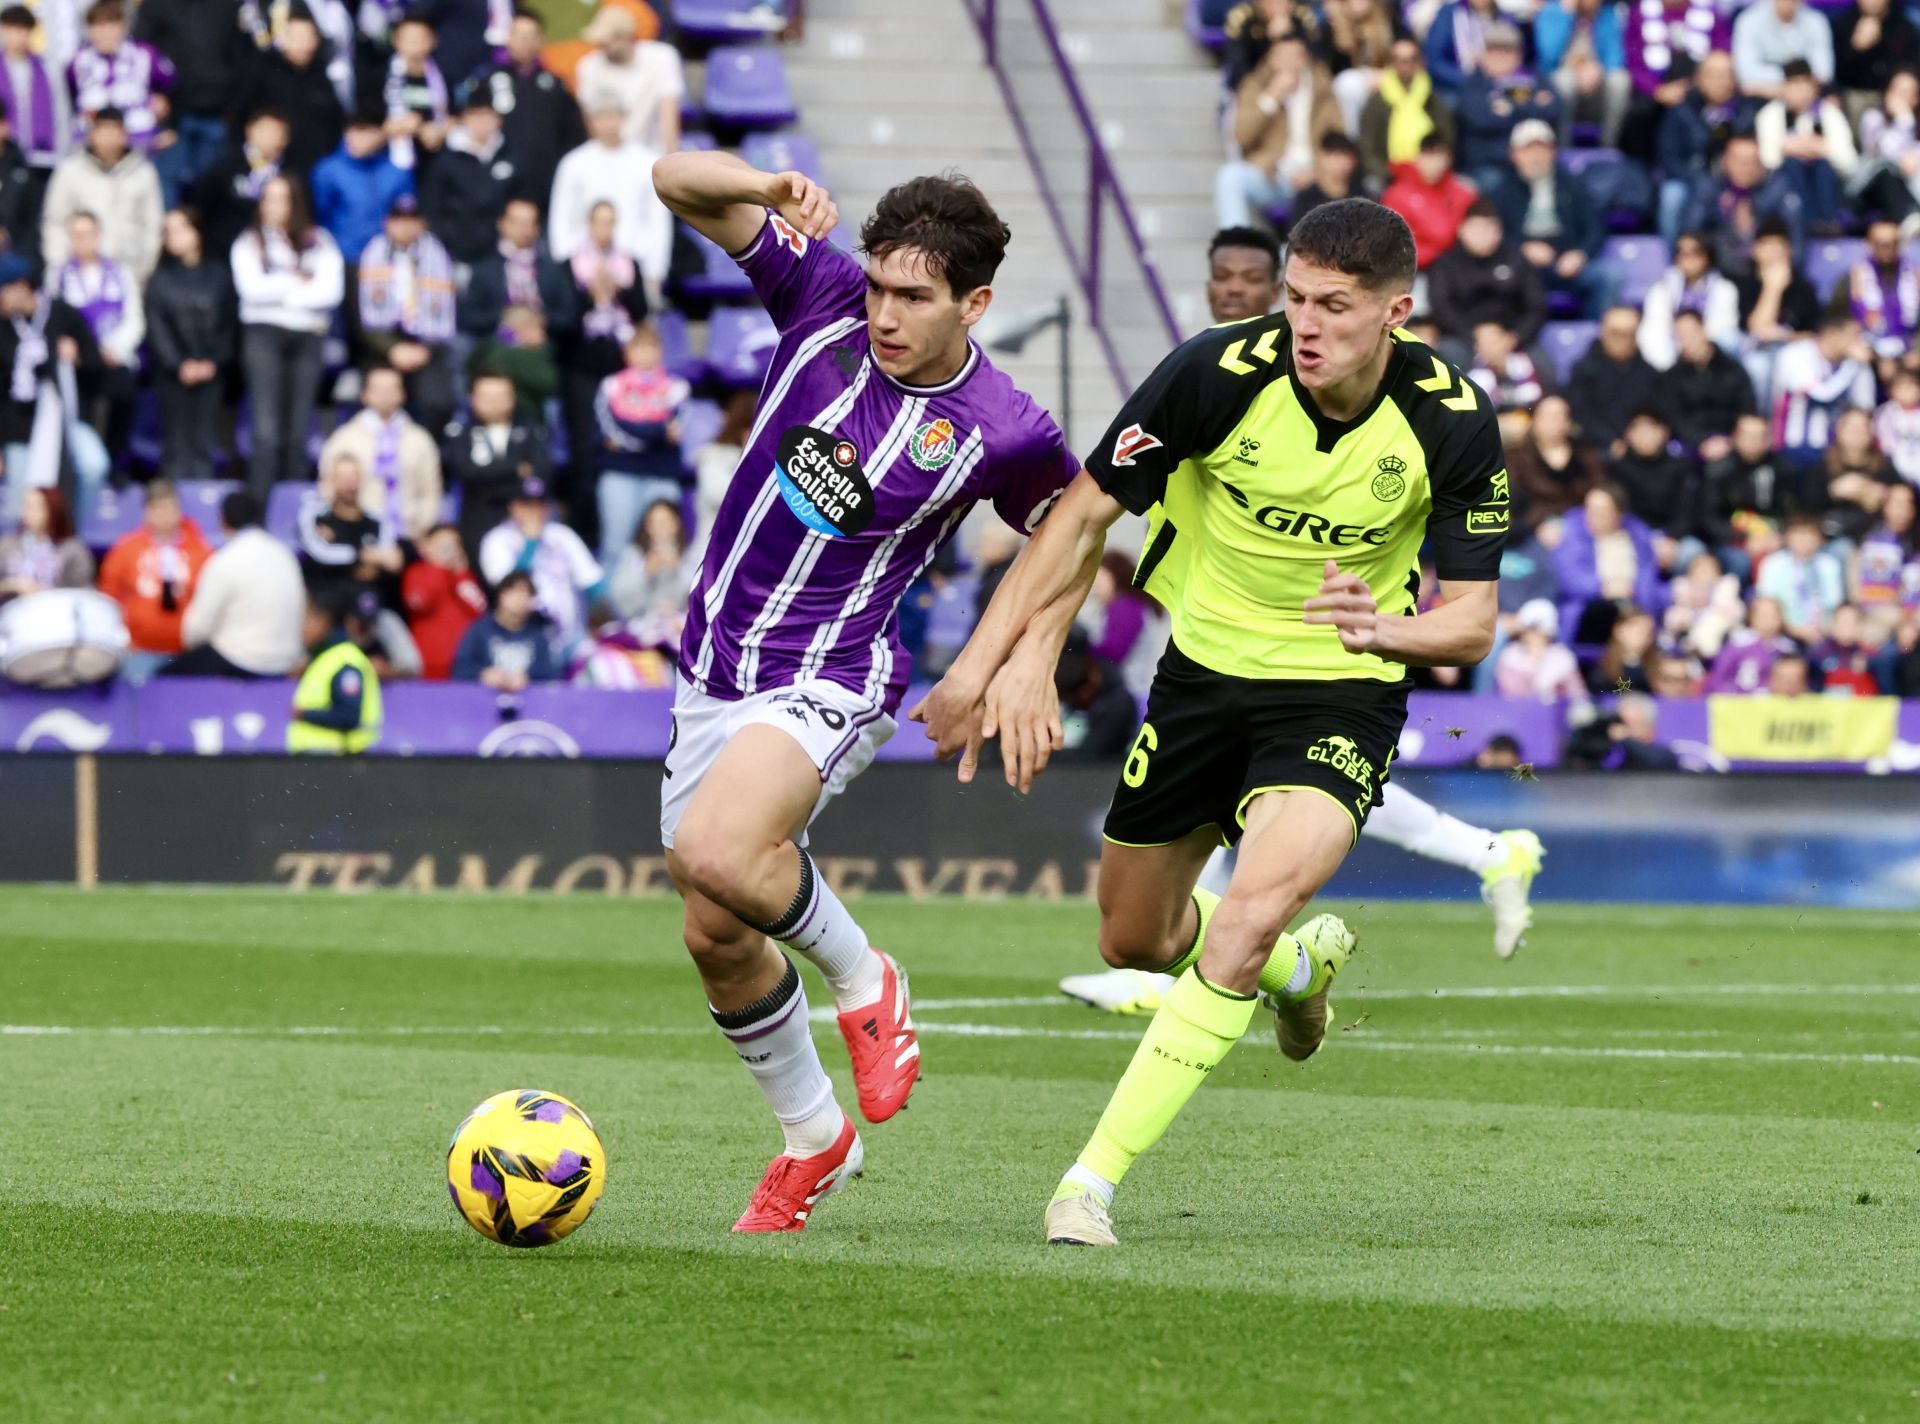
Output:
[
  {"xmin": 1480, "ymin": 830, "xmax": 1545, "ymax": 959},
  {"xmin": 1058, "ymin": 967, "xmax": 1176, "ymax": 1015},
  {"xmin": 1262, "ymin": 913, "xmax": 1354, "ymax": 1062}
]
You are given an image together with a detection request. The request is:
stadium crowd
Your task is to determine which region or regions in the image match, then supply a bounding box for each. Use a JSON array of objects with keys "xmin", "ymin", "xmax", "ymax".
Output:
[{"xmin": 1, "ymin": 0, "xmax": 1918, "ymax": 751}]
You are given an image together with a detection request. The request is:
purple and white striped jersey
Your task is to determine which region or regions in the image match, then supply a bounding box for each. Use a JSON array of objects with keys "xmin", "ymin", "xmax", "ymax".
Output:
[{"xmin": 681, "ymin": 211, "xmax": 1078, "ymax": 715}]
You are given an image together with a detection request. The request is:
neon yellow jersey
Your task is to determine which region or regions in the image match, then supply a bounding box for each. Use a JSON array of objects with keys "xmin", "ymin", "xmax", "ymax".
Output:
[{"xmin": 1084, "ymin": 316, "xmax": 1508, "ymax": 682}]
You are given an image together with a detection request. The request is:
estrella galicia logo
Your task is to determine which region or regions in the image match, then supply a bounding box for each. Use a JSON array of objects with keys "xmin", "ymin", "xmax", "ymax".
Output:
[
  {"xmin": 775, "ymin": 425, "xmax": 875, "ymax": 536},
  {"xmin": 1372, "ymin": 455, "xmax": 1407, "ymax": 502}
]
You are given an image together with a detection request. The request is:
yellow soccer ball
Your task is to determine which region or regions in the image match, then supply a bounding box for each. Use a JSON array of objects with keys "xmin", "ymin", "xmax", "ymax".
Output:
[{"xmin": 446, "ymin": 1090, "xmax": 606, "ymax": 1248}]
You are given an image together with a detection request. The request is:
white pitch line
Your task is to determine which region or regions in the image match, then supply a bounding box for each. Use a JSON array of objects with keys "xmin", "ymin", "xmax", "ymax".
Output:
[
  {"xmin": 0, "ymin": 1023, "xmax": 711, "ymax": 1039},
  {"xmin": 917, "ymin": 985, "xmax": 1920, "ymax": 1009}
]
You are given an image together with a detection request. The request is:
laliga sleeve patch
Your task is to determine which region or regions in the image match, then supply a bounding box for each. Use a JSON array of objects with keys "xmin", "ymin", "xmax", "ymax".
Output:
[{"xmin": 775, "ymin": 425, "xmax": 875, "ymax": 536}]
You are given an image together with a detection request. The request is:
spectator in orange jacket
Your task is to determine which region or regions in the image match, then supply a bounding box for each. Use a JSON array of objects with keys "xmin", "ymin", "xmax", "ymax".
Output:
[
  {"xmin": 97, "ymin": 479, "xmax": 211, "ymax": 674},
  {"xmin": 1382, "ymin": 133, "xmax": 1479, "ymax": 269}
]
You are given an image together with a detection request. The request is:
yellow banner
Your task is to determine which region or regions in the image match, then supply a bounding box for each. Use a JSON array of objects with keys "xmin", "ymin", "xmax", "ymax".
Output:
[{"xmin": 1707, "ymin": 696, "xmax": 1899, "ymax": 763}]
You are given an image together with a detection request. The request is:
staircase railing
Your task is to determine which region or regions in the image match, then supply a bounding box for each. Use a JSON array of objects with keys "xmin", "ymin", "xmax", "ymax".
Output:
[{"xmin": 963, "ymin": 0, "xmax": 1183, "ymax": 396}]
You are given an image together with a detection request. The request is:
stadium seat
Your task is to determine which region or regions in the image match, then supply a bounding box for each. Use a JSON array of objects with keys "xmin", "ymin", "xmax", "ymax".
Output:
[
  {"xmin": 655, "ymin": 308, "xmax": 706, "ymax": 384},
  {"xmin": 81, "ymin": 483, "xmax": 144, "ymax": 551},
  {"xmin": 175, "ymin": 480, "xmax": 243, "ymax": 548},
  {"xmin": 677, "ymin": 398, "xmax": 723, "ymax": 474},
  {"xmin": 707, "ymin": 305, "xmax": 780, "ymax": 386},
  {"xmin": 1561, "ymin": 148, "xmax": 1653, "ymax": 232},
  {"xmin": 703, "ymin": 45, "xmax": 796, "ymax": 129},
  {"xmin": 438, "ymin": 488, "xmax": 462, "ymax": 526},
  {"xmin": 1600, "ymin": 235, "xmax": 1667, "ymax": 308},
  {"xmin": 680, "ymin": 224, "xmax": 758, "ymax": 303},
  {"xmin": 673, "ymin": 0, "xmax": 786, "ymax": 44},
  {"xmin": 264, "ymin": 481, "xmax": 311, "ymax": 547},
  {"xmin": 1539, "ymin": 320, "xmax": 1599, "ymax": 386},
  {"xmin": 1805, "ymin": 238, "xmax": 1866, "ymax": 302},
  {"xmin": 741, "ymin": 130, "xmax": 822, "ymax": 181},
  {"xmin": 1185, "ymin": 0, "xmax": 1228, "ymax": 49},
  {"xmin": 679, "ymin": 130, "xmax": 718, "ymax": 152}
]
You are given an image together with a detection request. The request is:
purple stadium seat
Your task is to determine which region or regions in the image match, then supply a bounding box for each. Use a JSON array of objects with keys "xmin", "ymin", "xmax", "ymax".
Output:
[
  {"xmin": 655, "ymin": 308, "xmax": 706, "ymax": 384},
  {"xmin": 175, "ymin": 479, "xmax": 242, "ymax": 548},
  {"xmin": 680, "ymin": 224, "xmax": 758, "ymax": 302},
  {"xmin": 1600, "ymin": 235, "xmax": 1667, "ymax": 308},
  {"xmin": 679, "ymin": 130, "xmax": 718, "ymax": 152},
  {"xmin": 708, "ymin": 305, "xmax": 779, "ymax": 387},
  {"xmin": 1563, "ymin": 149, "xmax": 1653, "ymax": 231},
  {"xmin": 741, "ymin": 130, "xmax": 822, "ymax": 181},
  {"xmin": 1805, "ymin": 238, "xmax": 1866, "ymax": 303},
  {"xmin": 1185, "ymin": 0, "xmax": 1227, "ymax": 49},
  {"xmin": 702, "ymin": 45, "xmax": 797, "ymax": 129},
  {"xmin": 264, "ymin": 481, "xmax": 310, "ymax": 547},
  {"xmin": 81, "ymin": 483, "xmax": 144, "ymax": 551},
  {"xmin": 1539, "ymin": 320, "xmax": 1599, "ymax": 386},
  {"xmin": 677, "ymin": 398, "xmax": 723, "ymax": 474},
  {"xmin": 673, "ymin": 0, "xmax": 786, "ymax": 44},
  {"xmin": 438, "ymin": 489, "xmax": 462, "ymax": 526}
]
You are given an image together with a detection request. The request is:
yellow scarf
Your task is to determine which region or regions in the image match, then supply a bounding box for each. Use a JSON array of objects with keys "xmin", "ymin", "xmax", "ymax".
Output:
[{"xmin": 1377, "ymin": 69, "xmax": 1434, "ymax": 167}]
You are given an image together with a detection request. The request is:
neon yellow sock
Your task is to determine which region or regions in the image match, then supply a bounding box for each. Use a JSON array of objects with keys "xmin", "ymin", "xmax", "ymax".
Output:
[
  {"xmin": 1160, "ymin": 887, "xmax": 1220, "ymax": 976},
  {"xmin": 1256, "ymin": 931, "xmax": 1310, "ymax": 999},
  {"xmin": 1076, "ymin": 968, "xmax": 1257, "ymax": 1185}
]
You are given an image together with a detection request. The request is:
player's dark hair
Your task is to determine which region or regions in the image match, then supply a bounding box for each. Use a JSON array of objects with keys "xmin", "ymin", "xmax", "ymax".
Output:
[
  {"xmin": 1283, "ymin": 198, "xmax": 1417, "ymax": 293},
  {"xmin": 860, "ymin": 172, "xmax": 1010, "ymax": 298},
  {"xmin": 1209, "ymin": 225, "xmax": 1280, "ymax": 274}
]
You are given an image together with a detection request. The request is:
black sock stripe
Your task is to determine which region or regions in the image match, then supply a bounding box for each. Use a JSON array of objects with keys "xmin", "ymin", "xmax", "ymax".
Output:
[
  {"xmin": 750, "ymin": 849, "xmax": 815, "ymax": 940},
  {"xmin": 709, "ymin": 956, "xmax": 801, "ymax": 1030}
]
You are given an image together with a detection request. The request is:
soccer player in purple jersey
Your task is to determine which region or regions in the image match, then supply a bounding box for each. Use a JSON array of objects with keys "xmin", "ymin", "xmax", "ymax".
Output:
[{"xmin": 650, "ymin": 151, "xmax": 1089, "ymax": 1233}]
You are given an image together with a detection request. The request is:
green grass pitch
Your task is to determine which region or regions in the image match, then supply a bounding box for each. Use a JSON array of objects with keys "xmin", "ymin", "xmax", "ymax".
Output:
[{"xmin": 2, "ymin": 887, "xmax": 1917, "ymax": 1423}]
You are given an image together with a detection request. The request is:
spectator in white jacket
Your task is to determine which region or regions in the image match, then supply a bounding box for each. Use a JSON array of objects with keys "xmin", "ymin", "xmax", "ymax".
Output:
[
  {"xmin": 165, "ymin": 490, "xmax": 305, "ymax": 678},
  {"xmin": 317, "ymin": 365, "xmax": 443, "ymax": 542},
  {"xmin": 1755, "ymin": 60, "xmax": 1858, "ymax": 233},
  {"xmin": 230, "ymin": 174, "xmax": 343, "ymax": 501},
  {"xmin": 1732, "ymin": 0, "xmax": 1836, "ymax": 100},
  {"xmin": 1638, "ymin": 232, "xmax": 1742, "ymax": 370},
  {"xmin": 40, "ymin": 107, "xmax": 163, "ymax": 279},
  {"xmin": 548, "ymin": 92, "xmax": 671, "ymax": 292}
]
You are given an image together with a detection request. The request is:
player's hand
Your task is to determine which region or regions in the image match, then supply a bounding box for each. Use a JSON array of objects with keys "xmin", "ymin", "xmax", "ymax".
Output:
[
  {"xmin": 983, "ymin": 646, "xmax": 1063, "ymax": 795},
  {"xmin": 907, "ymin": 671, "xmax": 989, "ymax": 783},
  {"xmin": 772, "ymin": 170, "xmax": 837, "ymax": 241},
  {"xmin": 1303, "ymin": 558, "xmax": 1382, "ymax": 654}
]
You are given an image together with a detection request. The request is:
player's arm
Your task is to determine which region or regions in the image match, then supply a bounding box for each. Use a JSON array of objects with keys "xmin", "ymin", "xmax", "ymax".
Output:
[
  {"xmin": 980, "ymin": 542, "xmax": 1103, "ymax": 793},
  {"xmin": 650, "ymin": 150, "xmax": 836, "ymax": 255},
  {"xmin": 1304, "ymin": 564, "xmax": 1497, "ymax": 665}
]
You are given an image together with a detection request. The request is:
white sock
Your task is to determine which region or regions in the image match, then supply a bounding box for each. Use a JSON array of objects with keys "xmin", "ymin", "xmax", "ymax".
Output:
[
  {"xmin": 1363, "ymin": 784, "xmax": 1505, "ymax": 875},
  {"xmin": 710, "ymin": 957, "xmax": 845, "ymax": 1157},
  {"xmin": 760, "ymin": 850, "xmax": 884, "ymax": 1010},
  {"xmin": 1198, "ymin": 846, "xmax": 1235, "ymax": 897},
  {"xmin": 1280, "ymin": 942, "xmax": 1312, "ymax": 996},
  {"xmin": 1062, "ymin": 1162, "xmax": 1116, "ymax": 1207}
]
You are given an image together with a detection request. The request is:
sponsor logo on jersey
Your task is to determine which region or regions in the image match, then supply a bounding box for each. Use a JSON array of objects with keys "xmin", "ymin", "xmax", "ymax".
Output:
[
  {"xmin": 1218, "ymin": 481, "xmax": 1392, "ymax": 545},
  {"xmin": 1109, "ymin": 423, "xmax": 1163, "ymax": 467},
  {"xmin": 768, "ymin": 212, "xmax": 809, "ymax": 257},
  {"xmin": 774, "ymin": 424, "xmax": 875, "ymax": 537},
  {"xmin": 1466, "ymin": 507, "xmax": 1510, "ymax": 534},
  {"xmin": 1372, "ymin": 455, "xmax": 1407, "ymax": 501},
  {"xmin": 1306, "ymin": 735, "xmax": 1374, "ymax": 794},
  {"xmin": 907, "ymin": 417, "xmax": 958, "ymax": 471},
  {"xmin": 1233, "ymin": 435, "xmax": 1261, "ymax": 467},
  {"xmin": 1488, "ymin": 468, "xmax": 1510, "ymax": 504}
]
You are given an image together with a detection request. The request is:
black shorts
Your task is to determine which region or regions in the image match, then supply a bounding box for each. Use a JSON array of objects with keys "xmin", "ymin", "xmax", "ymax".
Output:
[{"xmin": 1103, "ymin": 643, "xmax": 1410, "ymax": 849}]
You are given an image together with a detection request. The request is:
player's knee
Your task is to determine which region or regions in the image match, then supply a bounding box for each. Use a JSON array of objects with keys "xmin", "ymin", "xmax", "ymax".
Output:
[
  {"xmin": 1096, "ymin": 917, "xmax": 1176, "ymax": 970},
  {"xmin": 679, "ymin": 906, "xmax": 763, "ymax": 981},
  {"xmin": 669, "ymin": 817, "xmax": 778, "ymax": 908}
]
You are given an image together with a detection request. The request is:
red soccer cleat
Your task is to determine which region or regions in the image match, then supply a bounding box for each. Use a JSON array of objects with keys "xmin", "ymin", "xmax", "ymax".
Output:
[
  {"xmin": 835, "ymin": 951, "xmax": 921, "ymax": 1123},
  {"xmin": 731, "ymin": 1115, "xmax": 864, "ymax": 1233}
]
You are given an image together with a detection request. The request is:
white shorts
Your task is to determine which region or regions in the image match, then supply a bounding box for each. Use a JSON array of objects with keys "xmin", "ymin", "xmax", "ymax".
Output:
[{"xmin": 659, "ymin": 674, "xmax": 897, "ymax": 850}]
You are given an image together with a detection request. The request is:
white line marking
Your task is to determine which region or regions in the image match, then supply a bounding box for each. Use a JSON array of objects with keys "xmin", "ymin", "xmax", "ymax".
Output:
[
  {"xmin": 0, "ymin": 1024, "xmax": 711, "ymax": 1040},
  {"xmin": 917, "ymin": 986, "xmax": 1920, "ymax": 1009}
]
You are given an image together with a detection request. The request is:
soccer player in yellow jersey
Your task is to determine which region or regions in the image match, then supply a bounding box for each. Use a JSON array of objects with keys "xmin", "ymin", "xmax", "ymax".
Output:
[{"xmin": 914, "ymin": 200, "xmax": 1509, "ymax": 1245}]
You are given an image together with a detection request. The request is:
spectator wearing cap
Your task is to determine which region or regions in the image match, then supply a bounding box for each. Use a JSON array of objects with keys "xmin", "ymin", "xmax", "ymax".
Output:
[
  {"xmin": 1754, "ymin": 59, "xmax": 1856, "ymax": 233},
  {"xmin": 462, "ymin": 196, "xmax": 576, "ymax": 344},
  {"xmin": 0, "ymin": 251, "xmax": 105, "ymax": 523},
  {"xmin": 1488, "ymin": 119, "xmax": 1606, "ymax": 317},
  {"xmin": 318, "ymin": 363, "xmax": 443, "ymax": 542},
  {"xmin": 1382, "ymin": 134, "xmax": 1476, "ymax": 269},
  {"xmin": 451, "ymin": 567, "xmax": 558, "ymax": 687},
  {"xmin": 462, "ymin": 9, "xmax": 585, "ymax": 216},
  {"xmin": 0, "ymin": 6, "xmax": 71, "ymax": 198},
  {"xmin": 419, "ymin": 91, "xmax": 516, "ymax": 266},
  {"xmin": 131, "ymin": 0, "xmax": 249, "ymax": 199},
  {"xmin": 168, "ymin": 490, "xmax": 304, "ymax": 678},
  {"xmin": 66, "ymin": 1, "xmax": 172, "ymax": 155},
  {"xmin": 97, "ymin": 478, "xmax": 211, "ymax": 672},
  {"xmin": 442, "ymin": 368, "xmax": 550, "ymax": 555},
  {"xmin": 41, "ymin": 107, "xmax": 162, "ymax": 279},
  {"xmin": 1422, "ymin": 0, "xmax": 1504, "ymax": 97},
  {"xmin": 574, "ymin": 5, "xmax": 682, "ymax": 156},
  {"xmin": 381, "ymin": 12, "xmax": 448, "ymax": 173},
  {"xmin": 226, "ymin": 15, "xmax": 344, "ymax": 182},
  {"xmin": 1219, "ymin": 32, "xmax": 1341, "ymax": 229},
  {"xmin": 1639, "ymin": 231, "xmax": 1741, "ymax": 371},
  {"xmin": 1358, "ymin": 35, "xmax": 1455, "ymax": 191},
  {"xmin": 310, "ymin": 106, "xmax": 413, "ymax": 266},
  {"xmin": 547, "ymin": 88, "xmax": 671, "ymax": 288},
  {"xmin": 49, "ymin": 208, "xmax": 138, "ymax": 454},
  {"xmin": 1535, "ymin": 0, "xmax": 1629, "ymax": 148},
  {"xmin": 1567, "ymin": 305, "xmax": 1662, "ymax": 455},
  {"xmin": 143, "ymin": 207, "xmax": 234, "ymax": 482},
  {"xmin": 1495, "ymin": 597, "xmax": 1588, "ymax": 702},
  {"xmin": 477, "ymin": 474, "xmax": 603, "ymax": 652},
  {"xmin": 232, "ymin": 173, "xmax": 345, "ymax": 498},
  {"xmin": 1427, "ymin": 198, "xmax": 1547, "ymax": 354},
  {"xmin": 189, "ymin": 107, "xmax": 289, "ymax": 258},
  {"xmin": 1732, "ymin": 0, "xmax": 1835, "ymax": 100},
  {"xmin": 1654, "ymin": 51, "xmax": 1755, "ymax": 249},
  {"xmin": 1659, "ymin": 309, "xmax": 1757, "ymax": 456},
  {"xmin": 1456, "ymin": 23, "xmax": 1563, "ymax": 188},
  {"xmin": 402, "ymin": 521, "xmax": 486, "ymax": 680},
  {"xmin": 1287, "ymin": 131, "xmax": 1359, "ymax": 223},
  {"xmin": 353, "ymin": 193, "xmax": 457, "ymax": 433}
]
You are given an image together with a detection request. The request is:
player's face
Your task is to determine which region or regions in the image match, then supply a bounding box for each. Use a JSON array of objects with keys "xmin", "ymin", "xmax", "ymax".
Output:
[
  {"xmin": 1207, "ymin": 245, "xmax": 1279, "ymax": 323},
  {"xmin": 1281, "ymin": 256, "xmax": 1404, "ymax": 390},
  {"xmin": 864, "ymin": 246, "xmax": 990, "ymax": 385}
]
